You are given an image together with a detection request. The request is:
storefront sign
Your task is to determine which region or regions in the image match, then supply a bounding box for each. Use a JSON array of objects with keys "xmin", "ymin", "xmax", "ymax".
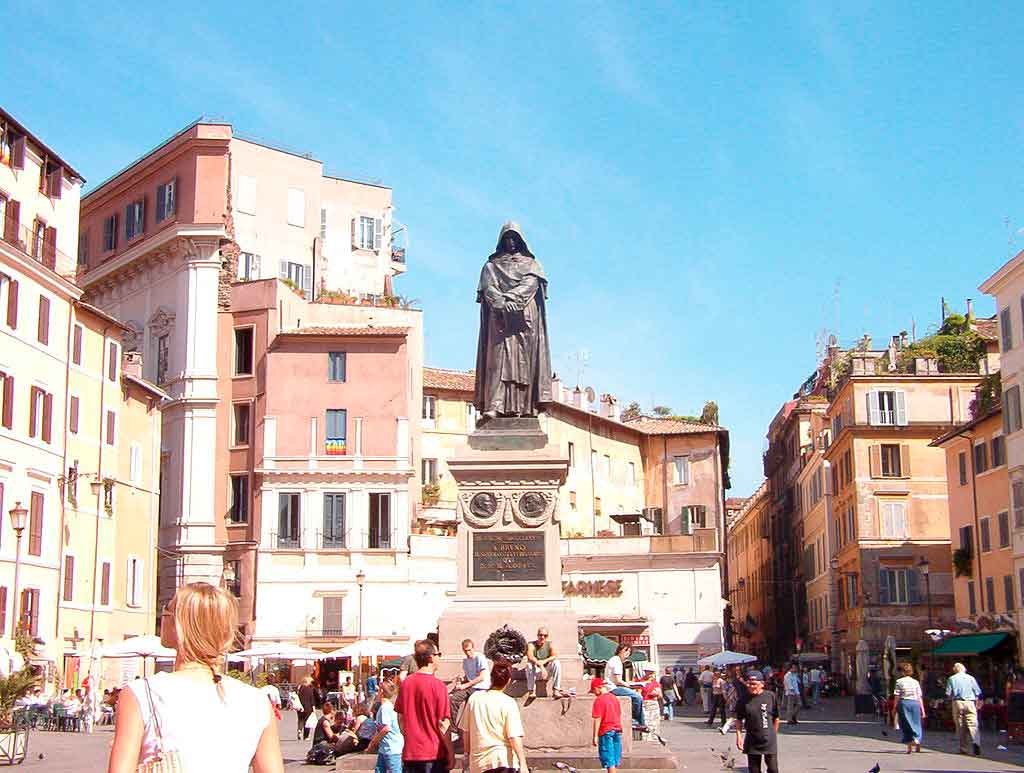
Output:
[
  {"xmin": 471, "ymin": 531, "xmax": 545, "ymax": 583},
  {"xmin": 562, "ymin": 579, "xmax": 623, "ymax": 598},
  {"xmin": 621, "ymin": 634, "xmax": 649, "ymax": 646}
]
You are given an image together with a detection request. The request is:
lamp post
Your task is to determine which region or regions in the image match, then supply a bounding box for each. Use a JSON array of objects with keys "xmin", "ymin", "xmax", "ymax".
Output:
[
  {"xmin": 918, "ymin": 556, "xmax": 932, "ymax": 667},
  {"xmin": 356, "ymin": 570, "xmax": 365, "ymax": 691},
  {"xmin": 8, "ymin": 502, "xmax": 28, "ymax": 638}
]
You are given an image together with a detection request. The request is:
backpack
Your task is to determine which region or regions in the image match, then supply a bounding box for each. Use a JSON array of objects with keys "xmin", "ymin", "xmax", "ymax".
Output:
[{"xmin": 305, "ymin": 742, "xmax": 334, "ymax": 765}]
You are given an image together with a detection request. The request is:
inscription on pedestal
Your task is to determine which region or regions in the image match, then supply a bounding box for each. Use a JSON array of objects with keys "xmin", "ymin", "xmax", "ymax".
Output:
[{"xmin": 470, "ymin": 531, "xmax": 546, "ymax": 584}]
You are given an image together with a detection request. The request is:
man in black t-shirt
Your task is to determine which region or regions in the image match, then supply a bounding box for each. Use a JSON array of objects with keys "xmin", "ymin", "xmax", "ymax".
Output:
[{"xmin": 735, "ymin": 670, "xmax": 781, "ymax": 773}]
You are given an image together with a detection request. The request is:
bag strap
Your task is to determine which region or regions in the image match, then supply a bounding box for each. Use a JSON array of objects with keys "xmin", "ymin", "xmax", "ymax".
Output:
[{"xmin": 142, "ymin": 678, "xmax": 166, "ymax": 755}]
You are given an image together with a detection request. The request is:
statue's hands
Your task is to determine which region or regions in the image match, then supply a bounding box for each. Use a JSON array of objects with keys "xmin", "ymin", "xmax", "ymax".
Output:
[{"xmin": 504, "ymin": 300, "xmax": 521, "ymax": 312}]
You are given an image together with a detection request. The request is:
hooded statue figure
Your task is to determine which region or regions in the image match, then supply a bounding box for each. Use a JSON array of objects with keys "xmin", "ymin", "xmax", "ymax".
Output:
[{"xmin": 474, "ymin": 222, "xmax": 553, "ymax": 420}]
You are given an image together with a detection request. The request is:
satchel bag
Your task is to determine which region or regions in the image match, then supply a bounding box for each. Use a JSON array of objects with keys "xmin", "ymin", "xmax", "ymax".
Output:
[{"xmin": 136, "ymin": 678, "xmax": 184, "ymax": 773}]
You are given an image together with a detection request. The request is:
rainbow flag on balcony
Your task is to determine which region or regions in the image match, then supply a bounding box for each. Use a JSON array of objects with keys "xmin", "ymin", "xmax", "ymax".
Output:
[{"xmin": 325, "ymin": 439, "xmax": 347, "ymax": 455}]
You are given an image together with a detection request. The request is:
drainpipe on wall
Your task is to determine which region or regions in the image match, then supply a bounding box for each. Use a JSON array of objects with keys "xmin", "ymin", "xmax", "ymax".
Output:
[
  {"xmin": 662, "ymin": 436, "xmax": 669, "ymax": 534},
  {"xmin": 54, "ymin": 300, "xmax": 75, "ymax": 651},
  {"xmin": 88, "ymin": 323, "xmax": 113, "ymax": 647}
]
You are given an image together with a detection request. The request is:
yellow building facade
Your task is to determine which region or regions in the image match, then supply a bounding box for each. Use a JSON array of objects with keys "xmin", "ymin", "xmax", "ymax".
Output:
[{"xmin": 0, "ymin": 109, "xmax": 163, "ymax": 687}]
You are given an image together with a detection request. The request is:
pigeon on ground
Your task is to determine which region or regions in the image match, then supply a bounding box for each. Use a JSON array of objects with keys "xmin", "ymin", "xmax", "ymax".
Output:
[{"xmin": 868, "ymin": 763, "xmax": 880, "ymax": 773}]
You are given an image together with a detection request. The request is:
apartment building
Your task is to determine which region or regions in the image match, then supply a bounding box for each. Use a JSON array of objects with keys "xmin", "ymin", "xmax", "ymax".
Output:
[
  {"xmin": 0, "ymin": 108, "xmax": 162, "ymax": 681},
  {"xmin": 420, "ymin": 368, "xmax": 732, "ymax": 666},
  {"xmin": 77, "ymin": 121, "xmax": 421, "ymax": 644},
  {"xmin": 933, "ymin": 407, "xmax": 1013, "ymax": 643},
  {"xmin": 819, "ymin": 342, "xmax": 979, "ymax": 674},
  {"xmin": 726, "ymin": 482, "xmax": 771, "ymax": 659},
  {"xmin": 981, "ymin": 256, "xmax": 1024, "ymax": 661},
  {"xmin": 760, "ymin": 396, "xmax": 826, "ymax": 659}
]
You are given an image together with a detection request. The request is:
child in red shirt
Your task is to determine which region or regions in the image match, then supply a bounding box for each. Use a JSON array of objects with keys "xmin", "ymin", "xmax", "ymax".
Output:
[{"xmin": 591, "ymin": 677, "xmax": 623, "ymax": 773}]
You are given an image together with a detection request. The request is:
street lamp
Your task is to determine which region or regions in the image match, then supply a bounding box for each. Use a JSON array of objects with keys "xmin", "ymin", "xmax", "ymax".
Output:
[
  {"xmin": 918, "ymin": 556, "xmax": 933, "ymax": 667},
  {"xmin": 8, "ymin": 502, "xmax": 28, "ymax": 637},
  {"xmin": 355, "ymin": 570, "xmax": 366, "ymax": 694}
]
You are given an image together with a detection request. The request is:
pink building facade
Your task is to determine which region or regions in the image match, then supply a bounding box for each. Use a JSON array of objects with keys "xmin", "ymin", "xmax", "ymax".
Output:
[{"xmin": 78, "ymin": 122, "xmax": 421, "ymax": 641}]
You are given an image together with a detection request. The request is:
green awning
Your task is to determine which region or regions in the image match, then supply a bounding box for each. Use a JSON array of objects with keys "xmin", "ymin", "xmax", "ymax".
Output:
[
  {"xmin": 380, "ymin": 657, "xmax": 403, "ymax": 669},
  {"xmin": 628, "ymin": 649, "xmax": 649, "ymax": 663},
  {"xmin": 583, "ymin": 633, "xmax": 617, "ymax": 662},
  {"xmin": 932, "ymin": 632, "xmax": 1010, "ymax": 656}
]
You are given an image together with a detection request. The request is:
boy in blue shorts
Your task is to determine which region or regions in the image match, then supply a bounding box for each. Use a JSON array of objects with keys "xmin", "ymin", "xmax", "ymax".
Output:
[{"xmin": 591, "ymin": 677, "xmax": 623, "ymax": 773}]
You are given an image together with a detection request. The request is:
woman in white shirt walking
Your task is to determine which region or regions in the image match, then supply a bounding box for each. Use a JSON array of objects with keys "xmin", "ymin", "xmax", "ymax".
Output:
[
  {"xmin": 107, "ymin": 582, "xmax": 284, "ymax": 773},
  {"xmin": 893, "ymin": 661, "xmax": 926, "ymax": 754}
]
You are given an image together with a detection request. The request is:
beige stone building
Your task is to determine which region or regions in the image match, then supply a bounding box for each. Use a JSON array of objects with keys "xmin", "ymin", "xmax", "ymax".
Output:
[
  {"xmin": 0, "ymin": 108, "xmax": 163, "ymax": 685},
  {"xmin": 726, "ymin": 482, "xmax": 771, "ymax": 658}
]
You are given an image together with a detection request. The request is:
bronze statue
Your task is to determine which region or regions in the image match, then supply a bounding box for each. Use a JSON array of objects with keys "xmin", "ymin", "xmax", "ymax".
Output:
[{"xmin": 474, "ymin": 222, "xmax": 553, "ymax": 422}]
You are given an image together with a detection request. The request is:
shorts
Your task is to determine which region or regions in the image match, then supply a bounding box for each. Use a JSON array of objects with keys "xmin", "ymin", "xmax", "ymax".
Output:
[{"xmin": 598, "ymin": 730, "xmax": 622, "ymax": 769}]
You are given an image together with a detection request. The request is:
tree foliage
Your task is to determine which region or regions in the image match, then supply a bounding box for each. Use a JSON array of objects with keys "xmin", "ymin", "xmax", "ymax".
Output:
[{"xmin": 620, "ymin": 401, "xmax": 642, "ymax": 422}]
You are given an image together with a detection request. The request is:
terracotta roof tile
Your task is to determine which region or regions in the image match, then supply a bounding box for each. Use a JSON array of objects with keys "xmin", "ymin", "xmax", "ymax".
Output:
[
  {"xmin": 621, "ymin": 416, "xmax": 723, "ymax": 435},
  {"xmin": 424, "ymin": 367, "xmax": 726, "ymax": 437},
  {"xmin": 972, "ymin": 316, "xmax": 997, "ymax": 341},
  {"xmin": 283, "ymin": 325, "xmax": 408, "ymax": 337},
  {"xmin": 725, "ymin": 497, "xmax": 749, "ymax": 509},
  {"xmin": 423, "ymin": 367, "xmax": 476, "ymax": 392}
]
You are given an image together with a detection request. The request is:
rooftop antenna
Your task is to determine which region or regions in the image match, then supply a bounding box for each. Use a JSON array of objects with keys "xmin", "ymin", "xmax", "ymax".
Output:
[
  {"xmin": 567, "ymin": 348, "xmax": 590, "ymax": 386},
  {"xmin": 833, "ymin": 279, "xmax": 841, "ymax": 344}
]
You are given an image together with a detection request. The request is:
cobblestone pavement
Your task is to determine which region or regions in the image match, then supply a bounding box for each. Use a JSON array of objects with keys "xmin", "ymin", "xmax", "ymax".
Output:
[
  {"xmin": 662, "ymin": 696, "xmax": 1024, "ymax": 772},
  {"xmin": 17, "ymin": 699, "xmax": 1024, "ymax": 771}
]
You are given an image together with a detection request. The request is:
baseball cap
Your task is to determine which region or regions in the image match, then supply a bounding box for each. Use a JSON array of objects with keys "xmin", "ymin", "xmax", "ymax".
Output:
[
  {"xmin": 746, "ymin": 669, "xmax": 764, "ymax": 682},
  {"xmin": 589, "ymin": 677, "xmax": 605, "ymax": 693}
]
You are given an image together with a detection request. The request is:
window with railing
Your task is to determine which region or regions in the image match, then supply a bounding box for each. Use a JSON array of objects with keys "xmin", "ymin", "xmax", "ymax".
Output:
[
  {"xmin": 322, "ymin": 597, "xmax": 343, "ymax": 636},
  {"xmin": 369, "ymin": 493, "xmax": 391, "ymax": 548},
  {"xmin": 322, "ymin": 493, "xmax": 346, "ymax": 548},
  {"xmin": 868, "ymin": 390, "xmax": 907, "ymax": 426},
  {"xmin": 277, "ymin": 493, "xmax": 301, "ymax": 548}
]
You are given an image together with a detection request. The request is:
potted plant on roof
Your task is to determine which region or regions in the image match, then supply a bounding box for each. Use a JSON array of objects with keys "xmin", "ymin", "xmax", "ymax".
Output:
[{"xmin": 0, "ymin": 628, "xmax": 40, "ymax": 764}]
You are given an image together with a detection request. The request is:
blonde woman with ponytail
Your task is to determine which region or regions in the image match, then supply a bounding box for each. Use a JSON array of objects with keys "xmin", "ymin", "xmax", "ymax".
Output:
[{"xmin": 108, "ymin": 582, "xmax": 283, "ymax": 772}]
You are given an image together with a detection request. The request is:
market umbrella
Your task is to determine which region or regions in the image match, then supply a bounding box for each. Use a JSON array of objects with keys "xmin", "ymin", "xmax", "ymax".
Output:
[
  {"xmin": 99, "ymin": 635, "xmax": 175, "ymax": 659},
  {"xmin": 322, "ymin": 639, "xmax": 409, "ymax": 659},
  {"xmin": 231, "ymin": 643, "xmax": 328, "ymax": 661},
  {"xmin": 582, "ymin": 633, "xmax": 618, "ymax": 663},
  {"xmin": 697, "ymin": 650, "xmax": 756, "ymax": 667}
]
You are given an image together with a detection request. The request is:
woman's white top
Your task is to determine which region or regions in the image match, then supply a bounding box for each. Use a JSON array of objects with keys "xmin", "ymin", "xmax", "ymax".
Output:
[
  {"xmin": 127, "ymin": 672, "xmax": 270, "ymax": 772},
  {"xmin": 894, "ymin": 676, "xmax": 922, "ymax": 702}
]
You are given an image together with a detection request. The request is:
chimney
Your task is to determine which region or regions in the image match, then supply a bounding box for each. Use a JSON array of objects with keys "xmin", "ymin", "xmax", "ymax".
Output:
[
  {"xmin": 600, "ymin": 394, "xmax": 619, "ymax": 421},
  {"xmin": 572, "ymin": 386, "xmax": 583, "ymax": 408},
  {"xmin": 899, "ymin": 331, "xmax": 908, "ymax": 348},
  {"xmin": 550, "ymin": 375, "xmax": 562, "ymax": 403},
  {"xmin": 966, "ymin": 298, "xmax": 974, "ymax": 320},
  {"xmin": 122, "ymin": 350, "xmax": 143, "ymax": 379}
]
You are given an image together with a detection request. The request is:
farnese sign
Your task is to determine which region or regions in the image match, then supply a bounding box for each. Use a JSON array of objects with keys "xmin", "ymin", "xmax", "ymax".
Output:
[
  {"xmin": 471, "ymin": 531, "xmax": 546, "ymax": 583},
  {"xmin": 562, "ymin": 579, "xmax": 624, "ymax": 598}
]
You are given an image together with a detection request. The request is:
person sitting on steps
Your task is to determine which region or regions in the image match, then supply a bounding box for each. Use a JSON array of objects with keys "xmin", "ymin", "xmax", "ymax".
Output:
[{"xmin": 525, "ymin": 627, "xmax": 568, "ymax": 699}]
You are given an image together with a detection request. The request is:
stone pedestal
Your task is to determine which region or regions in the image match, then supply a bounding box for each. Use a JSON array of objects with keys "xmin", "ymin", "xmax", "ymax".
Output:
[{"xmin": 436, "ymin": 419, "xmax": 585, "ymax": 704}]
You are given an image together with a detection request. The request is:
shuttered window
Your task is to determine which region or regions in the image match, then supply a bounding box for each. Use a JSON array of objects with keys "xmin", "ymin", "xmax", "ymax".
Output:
[
  {"xmin": 156, "ymin": 179, "xmax": 176, "ymax": 222},
  {"xmin": 323, "ymin": 493, "xmax": 345, "ymax": 548},
  {"xmin": 1004, "ymin": 386, "xmax": 1023, "ymax": 434},
  {"xmin": 322, "ymin": 597, "xmax": 343, "ymax": 635},
  {"xmin": 103, "ymin": 214, "xmax": 118, "ymax": 251},
  {"xmin": 0, "ymin": 371, "xmax": 12, "ymax": 429},
  {"xmin": 72, "ymin": 325, "xmax": 83, "ymax": 364},
  {"xmin": 1005, "ymin": 575, "xmax": 1015, "ymax": 612},
  {"xmin": 1002, "ymin": 307, "xmax": 1014, "ymax": 351},
  {"xmin": 986, "ymin": 577, "xmax": 996, "ymax": 612},
  {"xmin": 999, "ymin": 510, "xmax": 1011, "ymax": 548},
  {"xmin": 229, "ymin": 475, "xmax": 248, "ymax": 523},
  {"xmin": 5, "ymin": 278, "xmax": 17, "ymax": 329},
  {"xmin": 879, "ymin": 500, "xmax": 908, "ymax": 539},
  {"xmin": 20, "ymin": 589, "xmax": 39, "ymax": 636},
  {"xmin": 126, "ymin": 557, "xmax": 142, "ymax": 607},
  {"xmin": 369, "ymin": 493, "xmax": 391, "ymax": 549},
  {"xmin": 1014, "ymin": 481, "xmax": 1024, "ymax": 528},
  {"xmin": 37, "ymin": 295, "xmax": 49, "ymax": 344},
  {"xmin": 106, "ymin": 410, "xmax": 116, "ymax": 446},
  {"xmin": 0, "ymin": 587, "xmax": 7, "ymax": 635},
  {"xmin": 28, "ymin": 492, "xmax": 43, "ymax": 556},
  {"xmin": 108, "ymin": 342, "xmax": 118, "ymax": 381},
  {"xmin": 69, "ymin": 396, "xmax": 79, "ymax": 434},
  {"xmin": 981, "ymin": 517, "xmax": 992, "ymax": 552},
  {"xmin": 673, "ymin": 456, "xmax": 691, "ymax": 485},
  {"xmin": 867, "ymin": 390, "xmax": 907, "ymax": 426},
  {"xmin": 63, "ymin": 555, "xmax": 74, "ymax": 602},
  {"xmin": 100, "ymin": 563, "xmax": 111, "ymax": 606}
]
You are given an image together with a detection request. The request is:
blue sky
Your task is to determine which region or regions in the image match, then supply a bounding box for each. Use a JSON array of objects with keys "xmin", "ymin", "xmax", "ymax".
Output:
[{"xmin": 7, "ymin": 2, "xmax": 1013, "ymax": 495}]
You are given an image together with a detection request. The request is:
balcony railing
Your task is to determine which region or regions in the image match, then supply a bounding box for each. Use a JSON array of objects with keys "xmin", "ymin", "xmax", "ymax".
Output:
[
  {"xmin": 1, "ymin": 218, "xmax": 73, "ymax": 273},
  {"xmin": 272, "ymin": 533, "xmax": 301, "ymax": 549},
  {"xmin": 268, "ymin": 530, "xmax": 401, "ymax": 551}
]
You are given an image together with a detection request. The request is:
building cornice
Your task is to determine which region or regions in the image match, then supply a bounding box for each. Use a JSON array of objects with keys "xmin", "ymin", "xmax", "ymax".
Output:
[
  {"xmin": 980, "ymin": 250, "xmax": 1024, "ymax": 296},
  {"xmin": 79, "ymin": 226, "xmax": 227, "ymax": 290}
]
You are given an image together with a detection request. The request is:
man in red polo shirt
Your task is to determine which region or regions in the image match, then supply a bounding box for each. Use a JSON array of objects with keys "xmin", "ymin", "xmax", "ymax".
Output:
[{"xmin": 395, "ymin": 639, "xmax": 453, "ymax": 773}]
